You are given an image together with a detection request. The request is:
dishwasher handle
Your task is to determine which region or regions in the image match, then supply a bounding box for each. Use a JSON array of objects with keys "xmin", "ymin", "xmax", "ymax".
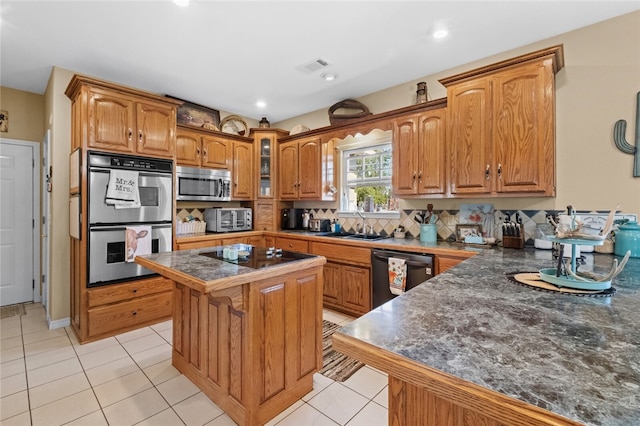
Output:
[{"xmin": 372, "ymin": 253, "xmax": 432, "ymax": 268}]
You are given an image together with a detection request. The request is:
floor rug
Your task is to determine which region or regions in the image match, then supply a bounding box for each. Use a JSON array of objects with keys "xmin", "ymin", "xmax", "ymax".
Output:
[
  {"xmin": 320, "ymin": 320, "xmax": 365, "ymax": 382},
  {"xmin": 0, "ymin": 303, "xmax": 27, "ymax": 319}
]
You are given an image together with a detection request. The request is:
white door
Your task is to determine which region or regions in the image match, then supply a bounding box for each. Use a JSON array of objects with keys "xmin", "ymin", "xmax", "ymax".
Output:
[{"xmin": 0, "ymin": 141, "xmax": 35, "ymax": 305}]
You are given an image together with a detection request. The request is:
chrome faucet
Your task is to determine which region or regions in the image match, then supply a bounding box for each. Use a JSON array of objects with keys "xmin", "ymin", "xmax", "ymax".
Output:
[{"xmin": 354, "ymin": 211, "xmax": 368, "ymax": 234}]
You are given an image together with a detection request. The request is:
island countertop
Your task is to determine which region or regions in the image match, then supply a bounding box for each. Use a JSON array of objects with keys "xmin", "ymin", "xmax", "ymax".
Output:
[
  {"xmin": 334, "ymin": 248, "xmax": 640, "ymax": 425},
  {"xmin": 135, "ymin": 246, "xmax": 326, "ymax": 294}
]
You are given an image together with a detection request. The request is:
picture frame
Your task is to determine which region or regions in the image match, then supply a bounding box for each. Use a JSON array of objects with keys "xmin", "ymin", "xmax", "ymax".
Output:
[
  {"xmin": 168, "ymin": 96, "xmax": 221, "ymax": 131},
  {"xmin": 456, "ymin": 224, "xmax": 482, "ymax": 242}
]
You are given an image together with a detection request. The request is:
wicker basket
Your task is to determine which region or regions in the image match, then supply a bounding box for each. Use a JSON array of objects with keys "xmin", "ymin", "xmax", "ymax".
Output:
[{"xmin": 176, "ymin": 221, "xmax": 206, "ymax": 235}]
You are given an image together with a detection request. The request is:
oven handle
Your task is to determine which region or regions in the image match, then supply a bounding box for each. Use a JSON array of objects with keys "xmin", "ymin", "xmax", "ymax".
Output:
[
  {"xmin": 89, "ymin": 167, "xmax": 172, "ymax": 179},
  {"xmin": 90, "ymin": 224, "xmax": 173, "ymax": 231}
]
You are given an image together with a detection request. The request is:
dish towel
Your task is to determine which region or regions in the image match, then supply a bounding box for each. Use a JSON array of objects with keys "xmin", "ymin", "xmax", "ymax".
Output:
[
  {"xmin": 388, "ymin": 257, "xmax": 407, "ymax": 295},
  {"xmin": 105, "ymin": 170, "xmax": 140, "ymax": 209},
  {"xmin": 125, "ymin": 225, "xmax": 151, "ymax": 263}
]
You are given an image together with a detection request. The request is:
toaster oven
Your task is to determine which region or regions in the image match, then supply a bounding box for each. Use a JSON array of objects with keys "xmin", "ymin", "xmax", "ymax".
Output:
[{"xmin": 204, "ymin": 208, "xmax": 252, "ymax": 233}]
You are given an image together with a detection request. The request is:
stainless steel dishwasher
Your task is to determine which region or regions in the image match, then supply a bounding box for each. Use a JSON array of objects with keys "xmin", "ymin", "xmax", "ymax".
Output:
[{"xmin": 371, "ymin": 249, "xmax": 434, "ymax": 308}]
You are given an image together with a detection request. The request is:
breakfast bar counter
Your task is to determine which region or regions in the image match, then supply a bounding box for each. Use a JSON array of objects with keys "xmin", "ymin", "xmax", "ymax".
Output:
[
  {"xmin": 136, "ymin": 247, "xmax": 326, "ymax": 426},
  {"xmin": 333, "ymin": 248, "xmax": 640, "ymax": 426}
]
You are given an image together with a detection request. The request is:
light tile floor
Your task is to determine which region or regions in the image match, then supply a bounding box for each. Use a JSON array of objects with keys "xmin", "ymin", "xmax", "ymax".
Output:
[{"xmin": 0, "ymin": 304, "xmax": 389, "ymax": 425}]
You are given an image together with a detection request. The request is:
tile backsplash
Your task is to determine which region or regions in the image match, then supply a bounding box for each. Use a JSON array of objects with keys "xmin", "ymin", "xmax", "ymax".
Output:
[{"xmin": 177, "ymin": 207, "xmax": 636, "ymax": 246}]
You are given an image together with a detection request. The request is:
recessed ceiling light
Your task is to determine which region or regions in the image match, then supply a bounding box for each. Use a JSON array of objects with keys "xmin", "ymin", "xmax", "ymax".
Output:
[
  {"xmin": 430, "ymin": 23, "xmax": 449, "ymax": 39},
  {"xmin": 256, "ymin": 100, "xmax": 267, "ymax": 108},
  {"xmin": 321, "ymin": 73, "xmax": 338, "ymax": 81},
  {"xmin": 173, "ymin": 0, "xmax": 189, "ymax": 7}
]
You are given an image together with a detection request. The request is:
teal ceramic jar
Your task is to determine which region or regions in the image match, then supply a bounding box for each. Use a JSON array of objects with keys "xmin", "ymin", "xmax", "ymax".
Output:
[{"xmin": 614, "ymin": 221, "xmax": 640, "ymax": 258}]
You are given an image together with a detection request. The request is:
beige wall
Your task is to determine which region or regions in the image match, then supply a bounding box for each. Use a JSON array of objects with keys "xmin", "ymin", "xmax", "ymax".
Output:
[
  {"xmin": 44, "ymin": 67, "xmax": 74, "ymax": 322},
  {"xmin": 276, "ymin": 11, "xmax": 640, "ymax": 216},
  {"xmin": 0, "ymin": 87, "xmax": 45, "ymax": 142}
]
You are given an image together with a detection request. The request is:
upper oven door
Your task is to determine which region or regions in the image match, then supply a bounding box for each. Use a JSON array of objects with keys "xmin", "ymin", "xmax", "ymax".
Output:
[{"xmin": 89, "ymin": 169, "xmax": 172, "ymax": 224}]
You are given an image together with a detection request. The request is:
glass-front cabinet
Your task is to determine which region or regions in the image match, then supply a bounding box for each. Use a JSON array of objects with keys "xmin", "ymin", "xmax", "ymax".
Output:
[{"xmin": 251, "ymin": 129, "xmax": 288, "ymax": 199}]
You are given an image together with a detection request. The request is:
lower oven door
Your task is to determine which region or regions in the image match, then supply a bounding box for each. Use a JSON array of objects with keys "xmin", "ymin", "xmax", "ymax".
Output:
[{"xmin": 88, "ymin": 223, "xmax": 172, "ymax": 287}]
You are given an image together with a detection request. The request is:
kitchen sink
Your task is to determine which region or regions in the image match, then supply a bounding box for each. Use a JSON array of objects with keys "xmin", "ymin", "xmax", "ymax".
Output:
[{"xmin": 322, "ymin": 231, "xmax": 388, "ymax": 241}]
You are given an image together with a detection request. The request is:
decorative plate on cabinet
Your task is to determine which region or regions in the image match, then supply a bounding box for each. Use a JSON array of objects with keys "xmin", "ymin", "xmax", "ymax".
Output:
[{"xmin": 219, "ymin": 115, "xmax": 248, "ymax": 136}]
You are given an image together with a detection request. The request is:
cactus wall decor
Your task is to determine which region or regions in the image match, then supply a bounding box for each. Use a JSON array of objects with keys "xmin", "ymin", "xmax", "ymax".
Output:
[{"xmin": 613, "ymin": 91, "xmax": 640, "ymax": 177}]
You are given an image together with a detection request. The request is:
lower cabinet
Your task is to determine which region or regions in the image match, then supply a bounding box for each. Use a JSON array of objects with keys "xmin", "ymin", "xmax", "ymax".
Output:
[
  {"xmin": 322, "ymin": 261, "xmax": 371, "ymax": 317},
  {"xmin": 86, "ymin": 276, "xmax": 173, "ymax": 339},
  {"xmin": 310, "ymin": 241, "xmax": 372, "ymax": 317}
]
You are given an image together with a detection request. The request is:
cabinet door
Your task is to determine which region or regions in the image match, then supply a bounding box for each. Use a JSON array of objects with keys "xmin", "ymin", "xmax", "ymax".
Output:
[
  {"xmin": 298, "ymin": 138, "xmax": 321, "ymax": 199},
  {"xmin": 201, "ymin": 136, "xmax": 231, "ymax": 169},
  {"xmin": 176, "ymin": 130, "xmax": 201, "ymax": 166},
  {"xmin": 417, "ymin": 110, "xmax": 446, "ymax": 195},
  {"xmin": 322, "ymin": 262, "xmax": 341, "ymax": 306},
  {"xmin": 448, "ymin": 78, "xmax": 493, "ymax": 195},
  {"xmin": 245, "ymin": 235, "xmax": 264, "ymax": 247},
  {"xmin": 88, "ymin": 88, "xmax": 136, "ymax": 153},
  {"xmin": 253, "ymin": 200, "xmax": 276, "ymax": 231},
  {"xmin": 493, "ymin": 60, "xmax": 555, "ymax": 195},
  {"xmin": 341, "ymin": 265, "xmax": 371, "ymax": 315},
  {"xmin": 393, "ymin": 116, "xmax": 419, "ymax": 195},
  {"xmin": 257, "ymin": 135, "xmax": 276, "ymax": 198},
  {"xmin": 136, "ymin": 100, "xmax": 176, "ymax": 158},
  {"xmin": 232, "ymin": 141, "xmax": 254, "ymax": 200},
  {"xmin": 279, "ymin": 143, "xmax": 299, "ymax": 199}
]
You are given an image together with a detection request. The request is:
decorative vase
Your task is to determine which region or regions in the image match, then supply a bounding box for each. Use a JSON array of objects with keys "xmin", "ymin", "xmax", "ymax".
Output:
[
  {"xmin": 416, "ymin": 82, "xmax": 428, "ymax": 104},
  {"xmin": 259, "ymin": 117, "xmax": 270, "ymax": 128}
]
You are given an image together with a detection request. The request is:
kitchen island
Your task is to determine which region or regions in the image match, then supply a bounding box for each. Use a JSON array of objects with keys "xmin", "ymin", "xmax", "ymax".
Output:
[
  {"xmin": 333, "ymin": 248, "xmax": 640, "ymax": 426},
  {"xmin": 136, "ymin": 246, "xmax": 326, "ymax": 426}
]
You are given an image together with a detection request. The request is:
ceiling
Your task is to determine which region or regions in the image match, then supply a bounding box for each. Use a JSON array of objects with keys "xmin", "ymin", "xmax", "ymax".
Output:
[{"xmin": 1, "ymin": 1, "xmax": 639, "ymax": 123}]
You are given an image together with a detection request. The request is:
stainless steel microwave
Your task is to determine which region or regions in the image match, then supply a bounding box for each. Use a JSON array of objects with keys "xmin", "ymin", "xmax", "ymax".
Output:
[
  {"xmin": 176, "ymin": 166, "xmax": 231, "ymax": 201},
  {"xmin": 204, "ymin": 208, "xmax": 253, "ymax": 233}
]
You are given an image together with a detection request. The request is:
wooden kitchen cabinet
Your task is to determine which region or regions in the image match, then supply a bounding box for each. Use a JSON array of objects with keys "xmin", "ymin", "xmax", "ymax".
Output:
[
  {"xmin": 176, "ymin": 127, "xmax": 231, "ymax": 169},
  {"xmin": 232, "ymin": 139, "xmax": 253, "ymax": 199},
  {"xmin": 251, "ymin": 129, "xmax": 288, "ymax": 199},
  {"xmin": 65, "ymin": 75, "xmax": 181, "ymax": 343},
  {"xmin": 278, "ymin": 136, "xmax": 322, "ymax": 200},
  {"xmin": 86, "ymin": 276, "xmax": 173, "ymax": 340},
  {"xmin": 309, "ymin": 241, "xmax": 371, "ymax": 316},
  {"xmin": 66, "ymin": 78, "xmax": 179, "ymax": 159},
  {"xmin": 441, "ymin": 45, "xmax": 563, "ymax": 197},
  {"xmin": 393, "ymin": 109, "xmax": 446, "ymax": 197}
]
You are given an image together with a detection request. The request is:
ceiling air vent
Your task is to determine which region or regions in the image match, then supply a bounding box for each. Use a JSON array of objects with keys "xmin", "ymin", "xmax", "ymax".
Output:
[{"xmin": 295, "ymin": 58, "xmax": 331, "ymax": 74}]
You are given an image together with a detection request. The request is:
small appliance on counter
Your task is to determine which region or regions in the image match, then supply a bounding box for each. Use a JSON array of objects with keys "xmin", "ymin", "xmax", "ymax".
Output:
[
  {"xmin": 204, "ymin": 208, "xmax": 252, "ymax": 232},
  {"xmin": 281, "ymin": 208, "xmax": 305, "ymax": 230},
  {"xmin": 309, "ymin": 218, "xmax": 331, "ymax": 232}
]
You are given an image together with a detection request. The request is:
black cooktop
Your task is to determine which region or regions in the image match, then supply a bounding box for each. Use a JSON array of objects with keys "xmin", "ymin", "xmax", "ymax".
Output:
[{"xmin": 200, "ymin": 246, "xmax": 314, "ymax": 269}]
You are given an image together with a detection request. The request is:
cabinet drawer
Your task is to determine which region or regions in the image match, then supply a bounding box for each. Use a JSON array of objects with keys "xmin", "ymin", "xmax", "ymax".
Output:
[
  {"xmin": 88, "ymin": 291, "xmax": 172, "ymax": 337},
  {"xmin": 310, "ymin": 242, "xmax": 371, "ymax": 266},
  {"xmin": 275, "ymin": 237, "xmax": 309, "ymax": 253},
  {"xmin": 87, "ymin": 276, "xmax": 173, "ymax": 308}
]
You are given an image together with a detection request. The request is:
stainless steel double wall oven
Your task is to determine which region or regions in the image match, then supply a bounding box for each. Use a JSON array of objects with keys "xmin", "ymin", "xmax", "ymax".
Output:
[{"xmin": 87, "ymin": 151, "xmax": 173, "ymax": 287}]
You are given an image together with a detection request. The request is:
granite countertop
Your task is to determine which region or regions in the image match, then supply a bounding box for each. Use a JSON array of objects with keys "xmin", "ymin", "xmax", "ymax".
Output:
[
  {"xmin": 136, "ymin": 246, "xmax": 325, "ymax": 293},
  {"xmin": 337, "ymin": 248, "xmax": 640, "ymax": 426}
]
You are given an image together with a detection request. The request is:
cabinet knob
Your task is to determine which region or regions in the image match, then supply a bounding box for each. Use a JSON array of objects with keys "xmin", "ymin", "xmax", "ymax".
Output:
[
  {"xmin": 196, "ymin": 148, "xmax": 200, "ymax": 158},
  {"xmin": 128, "ymin": 129, "xmax": 133, "ymax": 141},
  {"xmin": 203, "ymin": 149, "xmax": 207, "ymax": 159},
  {"xmin": 412, "ymin": 172, "xmax": 416, "ymax": 180},
  {"xmin": 132, "ymin": 311, "xmax": 137, "ymax": 316},
  {"xmin": 138, "ymin": 130, "xmax": 143, "ymax": 142},
  {"xmin": 497, "ymin": 163, "xmax": 502, "ymax": 179},
  {"xmin": 485, "ymin": 164, "xmax": 491, "ymax": 180},
  {"xmin": 418, "ymin": 171, "xmax": 422, "ymax": 179},
  {"xmin": 132, "ymin": 288, "xmax": 137, "ymax": 293}
]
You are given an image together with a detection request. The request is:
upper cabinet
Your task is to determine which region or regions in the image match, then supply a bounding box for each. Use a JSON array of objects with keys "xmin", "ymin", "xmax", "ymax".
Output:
[
  {"xmin": 392, "ymin": 109, "xmax": 446, "ymax": 197},
  {"xmin": 65, "ymin": 76, "xmax": 180, "ymax": 159},
  {"xmin": 232, "ymin": 139, "xmax": 253, "ymax": 200},
  {"xmin": 176, "ymin": 127, "xmax": 231, "ymax": 168},
  {"xmin": 279, "ymin": 136, "xmax": 322, "ymax": 200},
  {"xmin": 440, "ymin": 45, "xmax": 564, "ymax": 197},
  {"xmin": 251, "ymin": 129, "xmax": 289, "ymax": 199}
]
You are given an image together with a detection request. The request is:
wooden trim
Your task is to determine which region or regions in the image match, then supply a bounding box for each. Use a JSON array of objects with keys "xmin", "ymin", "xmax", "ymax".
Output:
[
  {"xmin": 278, "ymin": 98, "xmax": 447, "ymax": 142},
  {"xmin": 65, "ymin": 74, "xmax": 183, "ymax": 106},
  {"xmin": 438, "ymin": 45, "xmax": 564, "ymax": 87},
  {"xmin": 177, "ymin": 124, "xmax": 253, "ymax": 143}
]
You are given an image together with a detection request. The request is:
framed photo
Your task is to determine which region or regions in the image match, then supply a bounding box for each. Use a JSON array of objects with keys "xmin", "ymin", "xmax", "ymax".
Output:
[
  {"xmin": 169, "ymin": 96, "xmax": 221, "ymax": 131},
  {"xmin": 456, "ymin": 224, "xmax": 482, "ymax": 242}
]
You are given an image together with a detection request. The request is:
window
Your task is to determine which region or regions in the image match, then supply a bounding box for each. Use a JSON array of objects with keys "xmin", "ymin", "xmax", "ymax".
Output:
[{"xmin": 341, "ymin": 143, "xmax": 398, "ymax": 212}]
